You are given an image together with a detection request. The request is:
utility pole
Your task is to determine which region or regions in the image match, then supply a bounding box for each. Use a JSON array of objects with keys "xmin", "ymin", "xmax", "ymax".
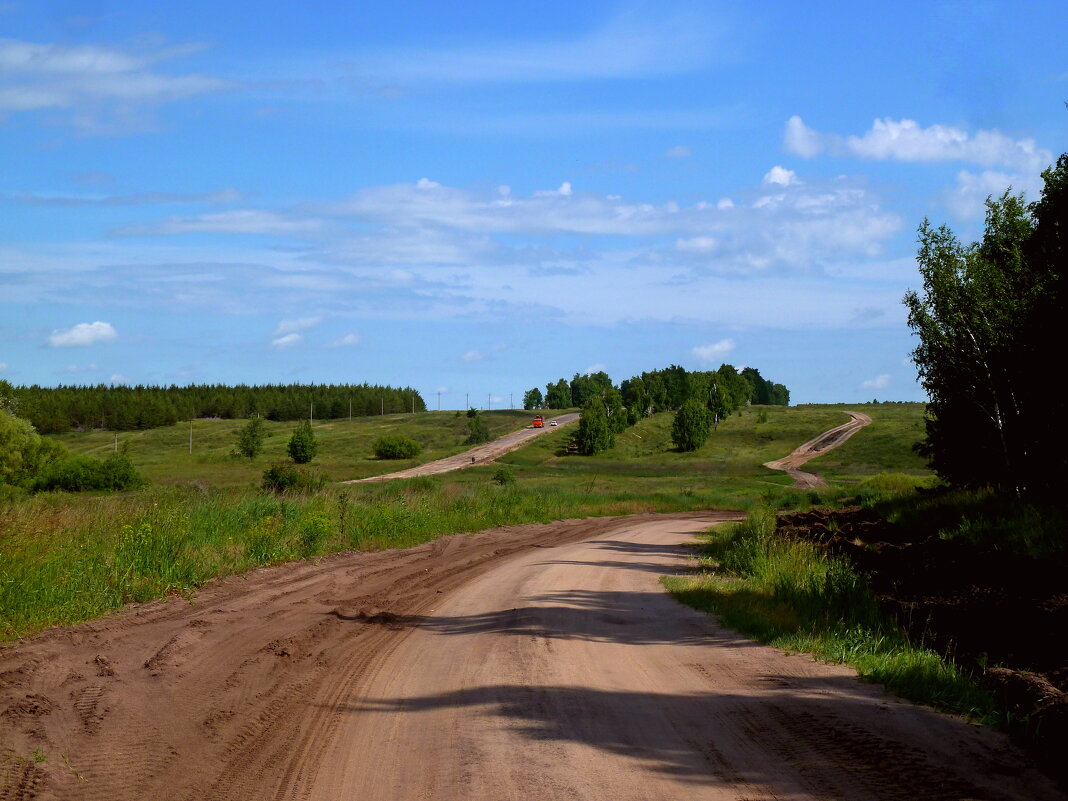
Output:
[
  {"xmin": 310, "ymin": 401, "xmax": 314, "ymax": 425},
  {"xmin": 488, "ymin": 393, "xmax": 491, "ymax": 411},
  {"xmin": 465, "ymin": 392, "xmax": 469, "ymax": 411},
  {"xmin": 509, "ymin": 392, "xmax": 513, "ymax": 410},
  {"xmin": 437, "ymin": 390, "xmax": 441, "ymax": 411},
  {"xmin": 189, "ymin": 420, "xmax": 192, "ymax": 454}
]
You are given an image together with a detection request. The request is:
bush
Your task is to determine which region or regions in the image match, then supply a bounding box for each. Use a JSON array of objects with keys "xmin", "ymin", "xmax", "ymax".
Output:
[
  {"xmin": 287, "ymin": 420, "xmax": 318, "ymax": 464},
  {"xmin": 464, "ymin": 412, "xmax": 491, "ymax": 445},
  {"xmin": 492, "ymin": 467, "xmax": 516, "ymax": 486},
  {"xmin": 1, "ymin": 408, "xmax": 67, "ymax": 487},
  {"xmin": 373, "ymin": 435, "xmax": 422, "ymax": 459},
  {"xmin": 261, "ymin": 462, "xmax": 326, "ymax": 493},
  {"xmin": 34, "ymin": 452, "xmax": 144, "ymax": 493}
]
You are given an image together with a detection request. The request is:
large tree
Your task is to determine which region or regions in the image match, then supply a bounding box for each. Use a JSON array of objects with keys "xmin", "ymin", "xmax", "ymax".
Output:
[
  {"xmin": 671, "ymin": 398, "xmax": 713, "ymax": 452},
  {"xmin": 522, "ymin": 387, "xmax": 544, "ymax": 410},
  {"xmin": 904, "ymin": 154, "xmax": 1066, "ymax": 498}
]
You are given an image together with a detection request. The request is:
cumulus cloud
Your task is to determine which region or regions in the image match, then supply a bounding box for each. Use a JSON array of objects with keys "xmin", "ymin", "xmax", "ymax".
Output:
[
  {"xmin": 15, "ymin": 187, "xmax": 243, "ymax": 207},
  {"xmin": 762, "ymin": 166, "xmax": 798, "ymax": 186},
  {"xmin": 48, "ymin": 320, "xmax": 117, "ymax": 347},
  {"xmin": 692, "ymin": 339, "xmax": 736, "ymax": 363},
  {"xmin": 331, "ymin": 333, "xmax": 361, "ymax": 346},
  {"xmin": 119, "ymin": 210, "xmax": 324, "ymax": 236},
  {"xmin": 460, "ymin": 344, "xmax": 506, "ymax": 362},
  {"xmin": 785, "ymin": 115, "xmax": 1052, "ymax": 173},
  {"xmin": 862, "ymin": 374, "xmax": 891, "ymax": 390},
  {"xmin": 0, "ymin": 362, "xmax": 7, "ymax": 371},
  {"xmin": 271, "ymin": 333, "xmax": 302, "ymax": 347},
  {"xmin": 665, "ymin": 145, "xmax": 692, "ymax": 159}
]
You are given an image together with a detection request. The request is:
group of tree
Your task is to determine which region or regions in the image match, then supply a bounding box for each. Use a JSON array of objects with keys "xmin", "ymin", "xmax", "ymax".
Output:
[
  {"xmin": 1, "ymin": 404, "xmax": 143, "ymax": 495},
  {"xmin": 0, "ymin": 381, "xmax": 425, "ymax": 435},
  {"xmin": 904, "ymin": 152, "xmax": 1066, "ymax": 500},
  {"xmin": 524, "ymin": 363, "xmax": 789, "ymax": 455}
]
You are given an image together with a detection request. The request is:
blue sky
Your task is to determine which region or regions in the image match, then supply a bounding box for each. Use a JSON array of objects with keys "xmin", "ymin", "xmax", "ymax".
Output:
[{"xmin": 2, "ymin": 1, "xmax": 1065, "ymax": 406}]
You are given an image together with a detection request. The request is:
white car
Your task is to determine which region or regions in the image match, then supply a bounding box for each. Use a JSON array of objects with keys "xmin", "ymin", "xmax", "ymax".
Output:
[{"xmin": 550, "ymin": 420, "xmax": 558, "ymax": 426}]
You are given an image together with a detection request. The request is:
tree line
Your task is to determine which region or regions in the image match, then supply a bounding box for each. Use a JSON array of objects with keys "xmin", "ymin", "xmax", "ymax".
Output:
[
  {"xmin": 0, "ymin": 381, "xmax": 426, "ymax": 434},
  {"xmin": 524, "ymin": 363, "xmax": 789, "ymax": 455},
  {"xmin": 905, "ymin": 151, "xmax": 1066, "ymax": 500}
]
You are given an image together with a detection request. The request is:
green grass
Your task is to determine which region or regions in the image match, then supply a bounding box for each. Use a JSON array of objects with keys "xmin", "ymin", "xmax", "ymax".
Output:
[
  {"xmin": 51, "ymin": 409, "xmax": 550, "ymax": 487},
  {"xmin": 664, "ymin": 509, "xmax": 999, "ymax": 723},
  {"xmin": 2, "ymin": 402, "xmax": 933, "ymax": 641}
]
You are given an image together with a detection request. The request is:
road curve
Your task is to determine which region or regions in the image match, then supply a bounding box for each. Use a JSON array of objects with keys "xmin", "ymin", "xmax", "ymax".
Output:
[
  {"xmin": 763, "ymin": 411, "xmax": 872, "ymax": 488},
  {"xmin": 344, "ymin": 412, "xmax": 579, "ymax": 483},
  {"xmin": 0, "ymin": 512, "xmax": 1057, "ymax": 800}
]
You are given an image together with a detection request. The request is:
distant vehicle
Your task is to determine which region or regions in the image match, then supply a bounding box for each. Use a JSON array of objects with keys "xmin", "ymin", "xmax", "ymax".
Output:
[
  {"xmin": 550, "ymin": 420, "xmax": 558, "ymax": 426},
  {"xmin": 532, "ymin": 415, "xmax": 544, "ymax": 428}
]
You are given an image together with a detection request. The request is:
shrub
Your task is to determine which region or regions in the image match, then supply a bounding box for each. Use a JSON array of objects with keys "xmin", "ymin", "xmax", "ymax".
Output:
[
  {"xmin": 287, "ymin": 420, "xmax": 318, "ymax": 464},
  {"xmin": 492, "ymin": 467, "xmax": 516, "ymax": 486},
  {"xmin": 34, "ymin": 452, "xmax": 144, "ymax": 493},
  {"xmin": 373, "ymin": 435, "xmax": 422, "ymax": 459},
  {"xmin": 261, "ymin": 462, "xmax": 326, "ymax": 493},
  {"xmin": 464, "ymin": 413, "xmax": 491, "ymax": 445}
]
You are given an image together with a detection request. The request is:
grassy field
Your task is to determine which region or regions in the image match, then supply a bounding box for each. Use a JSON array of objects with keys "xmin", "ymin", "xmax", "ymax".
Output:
[
  {"xmin": 1, "ymin": 402, "xmax": 930, "ymax": 640},
  {"xmin": 52, "ymin": 409, "xmax": 550, "ymax": 487}
]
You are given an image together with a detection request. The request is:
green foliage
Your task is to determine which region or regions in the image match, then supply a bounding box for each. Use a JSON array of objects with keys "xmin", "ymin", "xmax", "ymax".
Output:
[
  {"xmin": 575, "ymin": 398, "xmax": 613, "ymax": 455},
  {"xmin": 465, "ymin": 411, "xmax": 492, "ymax": 445},
  {"xmin": 492, "ymin": 466, "xmax": 516, "ymax": 486},
  {"xmin": 34, "ymin": 452, "xmax": 144, "ymax": 493},
  {"xmin": 372, "ymin": 435, "xmax": 422, "ymax": 459},
  {"xmin": 0, "ymin": 408, "xmax": 67, "ymax": 487},
  {"xmin": 261, "ymin": 462, "xmax": 326, "ymax": 493},
  {"xmin": 522, "ymin": 387, "xmax": 544, "ymax": 410},
  {"xmin": 234, "ymin": 415, "xmax": 266, "ymax": 459},
  {"xmin": 544, "ymin": 378, "xmax": 571, "ymax": 409},
  {"xmin": 5, "ymin": 381, "xmax": 426, "ymax": 434},
  {"xmin": 904, "ymin": 154, "xmax": 1066, "ymax": 499},
  {"xmin": 666, "ymin": 511, "xmax": 997, "ymax": 722},
  {"xmin": 671, "ymin": 398, "xmax": 713, "ymax": 451},
  {"xmin": 287, "ymin": 420, "xmax": 318, "ymax": 464}
]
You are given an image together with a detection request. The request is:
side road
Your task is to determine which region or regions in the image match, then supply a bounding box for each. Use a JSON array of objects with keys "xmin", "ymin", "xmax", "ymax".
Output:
[{"xmin": 344, "ymin": 412, "xmax": 579, "ymax": 483}]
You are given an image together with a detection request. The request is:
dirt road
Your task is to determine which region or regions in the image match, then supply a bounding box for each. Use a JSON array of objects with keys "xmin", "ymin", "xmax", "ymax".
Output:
[
  {"xmin": 345, "ymin": 413, "xmax": 579, "ymax": 483},
  {"xmin": 1, "ymin": 511, "xmax": 1057, "ymax": 800},
  {"xmin": 763, "ymin": 410, "xmax": 872, "ymax": 488}
]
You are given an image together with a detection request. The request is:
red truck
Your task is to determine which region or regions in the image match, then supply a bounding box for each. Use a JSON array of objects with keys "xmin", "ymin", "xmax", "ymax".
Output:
[{"xmin": 532, "ymin": 415, "xmax": 544, "ymax": 428}]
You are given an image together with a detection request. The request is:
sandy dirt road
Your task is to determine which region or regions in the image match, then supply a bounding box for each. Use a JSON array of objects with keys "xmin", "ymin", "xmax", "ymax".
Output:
[
  {"xmin": 763, "ymin": 411, "xmax": 872, "ymax": 488},
  {"xmin": 1, "ymin": 511, "xmax": 1058, "ymax": 800},
  {"xmin": 344, "ymin": 413, "xmax": 579, "ymax": 483}
]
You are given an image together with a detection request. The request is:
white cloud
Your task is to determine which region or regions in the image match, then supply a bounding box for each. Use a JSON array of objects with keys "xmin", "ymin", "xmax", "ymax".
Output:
[
  {"xmin": 676, "ymin": 236, "xmax": 717, "ymax": 253},
  {"xmin": 48, "ymin": 320, "xmax": 117, "ymax": 347},
  {"xmin": 785, "ymin": 115, "xmax": 1052, "ymax": 173},
  {"xmin": 15, "ymin": 187, "xmax": 243, "ymax": 207},
  {"xmin": 274, "ymin": 316, "xmax": 321, "ymax": 336},
  {"xmin": 862, "ymin": 374, "xmax": 891, "ymax": 390},
  {"xmin": 583, "ymin": 363, "xmax": 607, "ymax": 375},
  {"xmin": 119, "ymin": 210, "xmax": 324, "ymax": 236},
  {"xmin": 0, "ymin": 362, "xmax": 7, "ymax": 371},
  {"xmin": 762, "ymin": 166, "xmax": 798, "ymax": 186},
  {"xmin": 692, "ymin": 339, "xmax": 736, "ymax": 363},
  {"xmin": 109, "ymin": 374, "xmax": 128, "ymax": 385},
  {"xmin": 330, "ymin": 333, "xmax": 361, "ymax": 346},
  {"xmin": 665, "ymin": 145, "xmax": 692, "ymax": 159},
  {"xmin": 271, "ymin": 333, "xmax": 302, "ymax": 347},
  {"xmin": 460, "ymin": 344, "xmax": 506, "ymax": 362},
  {"xmin": 354, "ymin": 9, "xmax": 721, "ymax": 84},
  {"xmin": 946, "ymin": 169, "xmax": 1039, "ymax": 220},
  {"xmin": 716, "ymin": 198, "xmax": 734, "ymax": 209},
  {"xmin": 0, "ymin": 38, "xmax": 228, "ymax": 125}
]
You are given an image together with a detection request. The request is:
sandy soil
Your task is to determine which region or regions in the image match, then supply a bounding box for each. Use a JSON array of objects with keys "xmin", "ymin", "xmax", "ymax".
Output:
[
  {"xmin": 344, "ymin": 413, "xmax": 579, "ymax": 483},
  {"xmin": 763, "ymin": 411, "xmax": 872, "ymax": 488},
  {"xmin": 1, "ymin": 510, "xmax": 1059, "ymax": 800}
]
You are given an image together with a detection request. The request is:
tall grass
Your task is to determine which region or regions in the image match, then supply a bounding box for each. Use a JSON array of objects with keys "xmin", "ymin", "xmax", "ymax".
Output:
[{"xmin": 664, "ymin": 510, "xmax": 998, "ymax": 723}]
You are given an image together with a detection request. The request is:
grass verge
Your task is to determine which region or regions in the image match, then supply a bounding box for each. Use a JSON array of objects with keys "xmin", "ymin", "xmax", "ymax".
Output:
[{"xmin": 663, "ymin": 509, "xmax": 999, "ymax": 723}]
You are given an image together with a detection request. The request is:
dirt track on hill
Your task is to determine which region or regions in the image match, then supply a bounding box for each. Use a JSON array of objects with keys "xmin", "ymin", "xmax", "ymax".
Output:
[
  {"xmin": 763, "ymin": 411, "xmax": 872, "ymax": 488},
  {"xmin": 344, "ymin": 412, "xmax": 579, "ymax": 483},
  {"xmin": 1, "ymin": 509, "xmax": 1058, "ymax": 800}
]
